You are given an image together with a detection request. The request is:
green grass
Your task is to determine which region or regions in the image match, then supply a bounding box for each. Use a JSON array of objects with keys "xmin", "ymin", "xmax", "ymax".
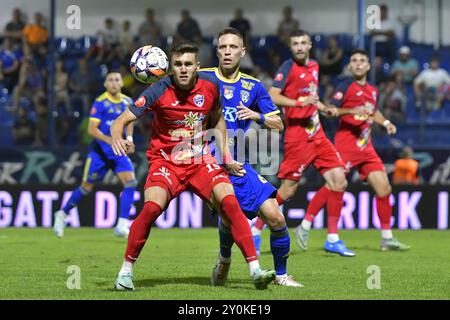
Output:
[{"xmin": 0, "ymin": 228, "xmax": 449, "ymax": 300}]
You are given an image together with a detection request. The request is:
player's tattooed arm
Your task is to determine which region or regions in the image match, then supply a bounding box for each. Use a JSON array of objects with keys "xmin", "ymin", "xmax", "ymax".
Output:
[
  {"xmin": 88, "ymin": 119, "xmax": 113, "ymax": 145},
  {"xmin": 111, "ymin": 109, "xmax": 138, "ymax": 156},
  {"xmin": 374, "ymin": 110, "xmax": 397, "ymax": 135}
]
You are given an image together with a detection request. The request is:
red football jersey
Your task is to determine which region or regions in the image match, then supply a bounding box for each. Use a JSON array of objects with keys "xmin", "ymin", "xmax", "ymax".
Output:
[
  {"xmin": 129, "ymin": 72, "xmax": 221, "ymax": 162},
  {"xmin": 330, "ymin": 78, "xmax": 379, "ymax": 153},
  {"xmin": 272, "ymin": 59, "xmax": 326, "ymax": 142}
]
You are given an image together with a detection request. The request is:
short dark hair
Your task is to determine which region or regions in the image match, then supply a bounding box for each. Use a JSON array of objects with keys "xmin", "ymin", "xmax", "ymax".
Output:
[
  {"xmin": 217, "ymin": 27, "xmax": 244, "ymax": 42},
  {"xmin": 350, "ymin": 48, "xmax": 369, "ymax": 59},
  {"xmin": 170, "ymin": 43, "xmax": 199, "ymax": 60},
  {"xmin": 289, "ymin": 29, "xmax": 311, "ymax": 40}
]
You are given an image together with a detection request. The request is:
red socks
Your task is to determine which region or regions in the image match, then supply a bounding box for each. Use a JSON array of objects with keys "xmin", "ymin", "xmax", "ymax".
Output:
[
  {"xmin": 305, "ymin": 186, "xmax": 329, "ymax": 222},
  {"xmin": 125, "ymin": 201, "xmax": 163, "ymax": 263},
  {"xmin": 276, "ymin": 192, "xmax": 285, "ymax": 206},
  {"xmin": 326, "ymin": 190, "xmax": 343, "ymax": 234},
  {"xmin": 376, "ymin": 195, "xmax": 392, "ymax": 230},
  {"xmin": 220, "ymin": 195, "xmax": 258, "ymax": 263}
]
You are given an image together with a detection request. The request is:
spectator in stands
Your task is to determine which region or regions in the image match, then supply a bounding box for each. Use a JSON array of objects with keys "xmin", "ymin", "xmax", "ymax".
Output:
[
  {"xmin": 392, "ymin": 146, "xmax": 419, "ymax": 185},
  {"xmin": 175, "ymin": 9, "xmax": 202, "ymax": 44},
  {"xmin": 369, "ymin": 4, "xmax": 397, "ymax": 63},
  {"xmin": 118, "ymin": 20, "xmax": 136, "ymax": 65},
  {"xmin": 22, "ymin": 12, "xmax": 48, "ymax": 50},
  {"xmin": 229, "ymin": 9, "xmax": 251, "ymax": 48},
  {"xmin": 55, "ymin": 59, "xmax": 70, "ymax": 116},
  {"xmin": 3, "ymin": 8, "xmax": 26, "ymax": 50},
  {"xmin": 277, "ymin": 6, "xmax": 300, "ymax": 46},
  {"xmin": 12, "ymin": 58, "xmax": 44, "ymax": 112},
  {"xmin": 33, "ymin": 94, "xmax": 48, "ymax": 146},
  {"xmin": 194, "ymin": 35, "xmax": 213, "ymax": 68},
  {"xmin": 138, "ymin": 8, "xmax": 162, "ymax": 48},
  {"xmin": 0, "ymin": 37, "xmax": 20, "ymax": 92},
  {"xmin": 374, "ymin": 56, "xmax": 389, "ymax": 86},
  {"xmin": 319, "ymin": 35, "xmax": 344, "ymax": 103},
  {"xmin": 69, "ymin": 58, "xmax": 98, "ymax": 115},
  {"xmin": 390, "ymin": 46, "xmax": 418, "ymax": 84},
  {"xmin": 86, "ymin": 17, "xmax": 119, "ymax": 65},
  {"xmin": 379, "ymin": 73, "xmax": 407, "ymax": 123},
  {"xmin": 13, "ymin": 106, "xmax": 35, "ymax": 146},
  {"xmin": 414, "ymin": 56, "xmax": 450, "ymax": 111}
]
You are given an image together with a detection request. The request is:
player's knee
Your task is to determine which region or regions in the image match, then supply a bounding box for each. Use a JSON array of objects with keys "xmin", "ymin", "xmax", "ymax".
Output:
[
  {"xmin": 265, "ymin": 211, "xmax": 286, "ymax": 230},
  {"xmin": 377, "ymin": 184, "xmax": 392, "ymax": 197},
  {"xmin": 284, "ymin": 185, "xmax": 297, "ymax": 201}
]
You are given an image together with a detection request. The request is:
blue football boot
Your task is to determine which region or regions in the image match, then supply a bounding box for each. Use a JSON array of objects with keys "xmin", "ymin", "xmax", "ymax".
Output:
[{"xmin": 324, "ymin": 240, "xmax": 356, "ymax": 257}]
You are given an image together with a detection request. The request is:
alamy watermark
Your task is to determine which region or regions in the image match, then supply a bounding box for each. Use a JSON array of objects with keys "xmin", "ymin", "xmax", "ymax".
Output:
[
  {"xmin": 66, "ymin": 265, "xmax": 81, "ymax": 289},
  {"xmin": 66, "ymin": 5, "xmax": 81, "ymax": 30},
  {"xmin": 366, "ymin": 265, "xmax": 381, "ymax": 290}
]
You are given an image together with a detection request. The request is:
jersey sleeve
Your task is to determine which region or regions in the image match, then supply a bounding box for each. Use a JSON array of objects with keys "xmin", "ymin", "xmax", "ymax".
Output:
[
  {"xmin": 89, "ymin": 100, "xmax": 104, "ymax": 123},
  {"xmin": 254, "ymin": 82, "xmax": 280, "ymax": 117},
  {"xmin": 272, "ymin": 59, "xmax": 293, "ymax": 90},
  {"xmin": 329, "ymin": 80, "xmax": 352, "ymax": 108},
  {"xmin": 128, "ymin": 77, "xmax": 168, "ymax": 118}
]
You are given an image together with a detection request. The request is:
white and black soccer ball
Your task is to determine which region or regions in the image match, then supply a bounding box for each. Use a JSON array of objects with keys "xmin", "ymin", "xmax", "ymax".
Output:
[{"xmin": 130, "ymin": 45, "xmax": 169, "ymax": 84}]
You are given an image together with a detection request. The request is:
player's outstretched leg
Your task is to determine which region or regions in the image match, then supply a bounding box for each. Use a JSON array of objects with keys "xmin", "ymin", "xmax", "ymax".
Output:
[
  {"xmin": 219, "ymin": 194, "xmax": 275, "ymax": 289},
  {"xmin": 115, "ymin": 200, "xmax": 163, "ymax": 291},
  {"xmin": 294, "ymin": 186, "xmax": 329, "ymax": 250},
  {"xmin": 323, "ymin": 190, "xmax": 355, "ymax": 257},
  {"xmin": 377, "ymin": 195, "xmax": 411, "ymax": 251},
  {"xmin": 250, "ymin": 217, "xmax": 266, "ymax": 256},
  {"xmin": 54, "ymin": 185, "xmax": 90, "ymax": 238},
  {"xmin": 211, "ymin": 220, "xmax": 233, "ymax": 286},
  {"xmin": 114, "ymin": 179, "xmax": 137, "ymax": 238},
  {"xmin": 368, "ymin": 171, "xmax": 410, "ymax": 251}
]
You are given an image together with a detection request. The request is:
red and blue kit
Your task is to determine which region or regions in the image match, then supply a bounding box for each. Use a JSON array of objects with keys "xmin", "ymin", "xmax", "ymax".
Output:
[
  {"xmin": 273, "ymin": 58, "xmax": 343, "ymax": 181},
  {"xmin": 128, "ymin": 72, "xmax": 231, "ymax": 203},
  {"xmin": 330, "ymin": 78, "xmax": 385, "ymax": 180}
]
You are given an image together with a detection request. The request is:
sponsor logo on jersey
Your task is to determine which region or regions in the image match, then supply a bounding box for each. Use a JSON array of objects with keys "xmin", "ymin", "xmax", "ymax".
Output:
[
  {"xmin": 275, "ymin": 73, "xmax": 283, "ymax": 81},
  {"xmin": 193, "ymin": 94, "xmax": 204, "ymax": 107},
  {"xmin": 240, "ymin": 90, "xmax": 250, "ymax": 103},
  {"xmin": 356, "ymin": 91, "xmax": 363, "ymax": 96},
  {"xmin": 153, "ymin": 167, "xmax": 172, "ymax": 185},
  {"xmin": 171, "ymin": 100, "xmax": 180, "ymax": 106},
  {"xmin": 241, "ymin": 80, "xmax": 255, "ymax": 91},
  {"xmin": 223, "ymin": 106, "xmax": 238, "ymax": 122},
  {"xmin": 173, "ymin": 111, "xmax": 206, "ymax": 129},
  {"xmin": 135, "ymin": 96, "xmax": 146, "ymax": 108}
]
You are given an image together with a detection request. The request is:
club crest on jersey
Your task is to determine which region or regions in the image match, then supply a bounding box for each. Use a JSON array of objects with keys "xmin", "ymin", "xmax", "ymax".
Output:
[
  {"xmin": 224, "ymin": 86, "xmax": 234, "ymax": 100},
  {"xmin": 333, "ymin": 92, "xmax": 343, "ymax": 100},
  {"xmin": 240, "ymin": 90, "xmax": 250, "ymax": 103},
  {"xmin": 135, "ymin": 96, "xmax": 146, "ymax": 108},
  {"xmin": 193, "ymin": 94, "xmax": 204, "ymax": 107}
]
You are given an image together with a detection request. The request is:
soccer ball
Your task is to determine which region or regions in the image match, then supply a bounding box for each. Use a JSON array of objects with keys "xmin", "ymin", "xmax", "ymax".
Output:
[{"xmin": 130, "ymin": 45, "xmax": 169, "ymax": 84}]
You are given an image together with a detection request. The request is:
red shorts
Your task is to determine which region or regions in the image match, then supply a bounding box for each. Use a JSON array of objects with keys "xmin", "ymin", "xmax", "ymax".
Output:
[
  {"xmin": 144, "ymin": 156, "xmax": 231, "ymax": 206},
  {"xmin": 278, "ymin": 138, "xmax": 344, "ymax": 181},
  {"xmin": 339, "ymin": 151, "xmax": 385, "ymax": 181}
]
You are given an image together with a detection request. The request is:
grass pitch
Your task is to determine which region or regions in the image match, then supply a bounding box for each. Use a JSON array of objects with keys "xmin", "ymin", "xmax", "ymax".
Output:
[{"xmin": 0, "ymin": 228, "xmax": 449, "ymax": 300}]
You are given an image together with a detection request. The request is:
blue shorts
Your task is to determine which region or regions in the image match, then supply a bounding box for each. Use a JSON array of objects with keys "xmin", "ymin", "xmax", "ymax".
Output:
[
  {"xmin": 229, "ymin": 163, "xmax": 277, "ymax": 216},
  {"xmin": 82, "ymin": 150, "xmax": 134, "ymax": 183}
]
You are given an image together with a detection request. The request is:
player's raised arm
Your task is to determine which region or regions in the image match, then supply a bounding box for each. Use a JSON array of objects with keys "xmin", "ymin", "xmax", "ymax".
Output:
[{"xmin": 111, "ymin": 109, "xmax": 138, "ymax": 156}]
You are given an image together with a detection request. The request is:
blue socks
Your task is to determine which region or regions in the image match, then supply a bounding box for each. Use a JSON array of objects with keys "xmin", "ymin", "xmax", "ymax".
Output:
[
  {"xmin": 270, "ymin": 225, "xmax": 290, "ymax": 276},
  {"xmin": 119, "ymin": 180, "xmax": 137, "ymax": 219},
  {"xmin": 218, "ymin": 220, "xmax": 234, "ymax": 259},
  {"xmin": 62, "ymin": 186, "xmax": 90, "ymax": 213}
]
